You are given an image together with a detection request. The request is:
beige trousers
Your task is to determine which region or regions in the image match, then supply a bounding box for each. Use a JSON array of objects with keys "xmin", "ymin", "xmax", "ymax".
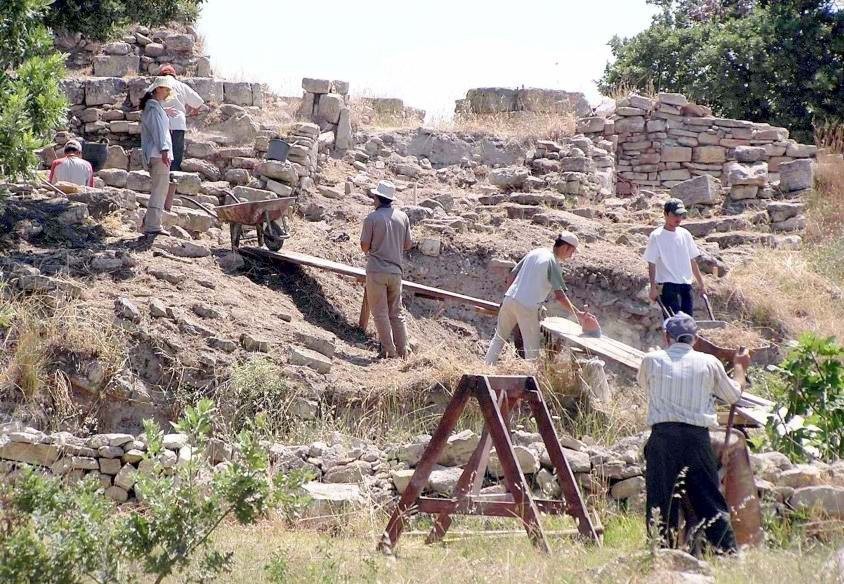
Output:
[
  {"xmin": 366, "ymin": 271, "xmax": 408, "ymax": 357},
  {"xmin": 144, "ymin": 158, "xmax": 169, "ymax": 233},
  {"xmin": 484, "ymin": 296, "xmax": 541, "ymax": 364}
]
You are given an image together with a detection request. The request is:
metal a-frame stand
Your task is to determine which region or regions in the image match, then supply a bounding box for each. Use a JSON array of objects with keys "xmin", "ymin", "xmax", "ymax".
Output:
[{"xmin": 378, "ymin": 374, "xmax": 602, "ymax": 554}]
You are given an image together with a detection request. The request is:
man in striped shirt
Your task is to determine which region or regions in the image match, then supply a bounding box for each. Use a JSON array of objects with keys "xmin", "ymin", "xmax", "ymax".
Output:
[{"xmin": 637, "ymin": 312, "xmax": 749, "ymax": 555}]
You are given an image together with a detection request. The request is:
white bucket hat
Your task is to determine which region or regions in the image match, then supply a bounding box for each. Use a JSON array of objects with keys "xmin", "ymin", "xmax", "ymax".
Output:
[
  {"xmin": 369, "ymin": 180, "xmax": 396, "ymax": 201},
  {"xmin": 555, "ymin": 230, "xmax": 580, "ymax": 248},
  {"xmin": 144, "ymin": 76, "xmax": 175, "ymax": 95}
]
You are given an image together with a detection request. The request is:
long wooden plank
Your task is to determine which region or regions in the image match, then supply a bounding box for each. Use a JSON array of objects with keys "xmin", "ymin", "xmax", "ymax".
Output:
[
  {"xmin": 541, "ymin": 316, "xmax": 772, "ymax": 426},
  {"xmin": 241, "ymin": 247, "xmax": 500, "ymax": 314}
]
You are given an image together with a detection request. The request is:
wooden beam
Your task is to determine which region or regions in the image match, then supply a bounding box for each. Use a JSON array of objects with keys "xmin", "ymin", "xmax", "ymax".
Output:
[{"xmin": 241, "ymin": 247, "xmax": 500, "ymax": 315}]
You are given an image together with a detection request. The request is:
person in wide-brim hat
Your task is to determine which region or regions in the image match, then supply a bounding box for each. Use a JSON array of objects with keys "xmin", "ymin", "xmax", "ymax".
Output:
[
  {"xmin": 138, "ymin": 77, "xmax": 175, "ymax": 237},
  {"xmin": 360, "ymin": 180, "xmax": 412, "ymax": 358}
]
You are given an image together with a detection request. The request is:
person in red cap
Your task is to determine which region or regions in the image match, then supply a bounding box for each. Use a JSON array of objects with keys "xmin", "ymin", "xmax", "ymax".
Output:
[
  {"xmin": 158, "ymin": 64, "xmax": 204, "ymax": 172},
  {"xmin": 49, "ymin": 139, "xmax": 94, "ymax": 187}
]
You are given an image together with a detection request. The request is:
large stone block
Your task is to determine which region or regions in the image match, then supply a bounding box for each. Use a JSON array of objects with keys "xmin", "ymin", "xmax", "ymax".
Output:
[
  {"xmin": 85, "ymin": 77, "xmax": 128, "ymax": 106},
  {"xmin": 734, "ymin": 145, "xmax": 767, "ymax": 163},
  {"xmin": 779, "ymin": 159, "xmax": 813, "ymax": 192},
  {"xmin": 576, "ymin": 116, "xmax": 605, "ymax": 134},
  {"xmin": 614, "ymin": 116, "xmax": 646, "ymax": 133},
  {"xmin": 786, "ymin": 142, "xmax": 817, "ymax": 158},
  {"xmin": 302, "ymin": 78, "xmax": 331, "ymax": 93},
  {"xmin": 232, "ymin": 186, "xmax": 275, "ymax": 202},
  {"xmin": 126, "ymin": 170, "xmax": 152, "ymax": 193},
  {"xmin": 791, "ymin": 486, "xmax": 844, "ymax": 519},
  {"xmin": 223, "ymin": 82, "xmax": 253, "ymax": 106},
  {"xmin": 693, "ymin": 146, "xmax": 727, "ymax": 164},
  {"xmin": 335, "ymin": 108, "xmax": 353, "ymax": 150},
  {"xmin": 488, "ymin": 166, "xmax": 529, "ymax": 189},
  {"xmin": 670, "ymin": 174, "xmax": 721, "ymax": 206},
  {"xmin": 259, "ymin": 160, "xmax": 298, "ymax": 183},
  {"xmin": 724, "ymin": 161, "xmax": 768, "ymax": 186},
  {"xmin": 465, "ymin": 87, "xmax": 517, "ymax": 113},
  {"xmin": 165, "ymin": 33, "xmax": 195, "ymax": 53},
  {"xmin": 0, "ymin": 441, "xmax": 59, "ymax": 466},
  {"xmin": 93, "ymin": 55, "xmax": 139, "ymax": 77},
  {"xmin": 317, "ymin": 93, "xmax": 343, "ymax": 124},
  {"xmin": 184, "ymin": 78, "xmax": 224, "ymax": 104},
  {"xmin": 661, "ymin": 146, "xmax": 692, "ymax": 163},
  {"xmin": 59, "ymin": 79, "xmax": 85, "ymax": 105}
]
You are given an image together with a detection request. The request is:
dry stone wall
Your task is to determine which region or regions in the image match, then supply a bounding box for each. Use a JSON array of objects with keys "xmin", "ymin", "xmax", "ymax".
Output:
[
  {"xmin": 3, "ymin": 425, "xmax": 842, "ymax": 522},
  {"xmin": 456, "ymin": 87, "xmax": 591, "ymax": 118},
  {"xmin": 576, "ymin": 92, "xmax": 818, "ymax": 198},
  {"xmin": 297, "ymin": 78, "xmax": 354, "ymax": 150},
  {"xmin": 55, "ymin": 25, "xmax": 211, "ymax": 77}
]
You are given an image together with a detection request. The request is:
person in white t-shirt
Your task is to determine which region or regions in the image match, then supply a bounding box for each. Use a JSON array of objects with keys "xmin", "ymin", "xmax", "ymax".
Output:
[
  {"xmin": 159, "ymin": 64, "xmax": 204, "ymax": 172},
  {"xmin": 644, "ymin": 198, "xmax": 706, "ymax": 317},
  {"xmin": 484, "ymin": 232, "xmax": 596, "ymax": 365}
]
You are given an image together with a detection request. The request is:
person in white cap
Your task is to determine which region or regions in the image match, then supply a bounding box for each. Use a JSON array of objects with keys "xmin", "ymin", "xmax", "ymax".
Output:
[
  {"xmin": 139, "ymin": 77, "xmax": 174, "ymax": 236},
  {"xmin": 360, "ymin": 180, "xmax": 412, "ymax": 358},
  {"xmin": 484, "ymin": 232, "xmax": 595, "ymax": 365},
  {"xmin": 48, "ymin": 139, "xmax": 93, "ymax": 187}
]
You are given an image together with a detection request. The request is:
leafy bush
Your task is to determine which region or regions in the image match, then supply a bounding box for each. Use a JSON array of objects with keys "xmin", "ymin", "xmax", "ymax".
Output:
[
  {"xmin": 0, "ymin": 0, "xmax": 67, "ymax": 180},
  {"xmin": 0, "ymin": 399, "xmax": 311, "ymax": 583},
  {"xmin": 217, "ymin": 357, "xmax": 300, "ymax": 436},
  {"xmin": 45, "ymin": 0, "xmax": 205, "ymax": 41},
  {"xmin": 762, "ymin": 333, "xmax": 844, "ymax": 462}
]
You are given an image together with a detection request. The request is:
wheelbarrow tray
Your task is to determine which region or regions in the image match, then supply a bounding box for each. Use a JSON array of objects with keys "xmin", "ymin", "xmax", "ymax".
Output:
[{"xmin": 216, "ymin": 197, "xmax": 296, "ymax": 226}]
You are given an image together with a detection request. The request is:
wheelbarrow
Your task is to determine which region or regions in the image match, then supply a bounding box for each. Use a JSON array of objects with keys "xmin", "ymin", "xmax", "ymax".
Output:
[{"xmin": 179, "ymin": 193, "xmax": 296, "ymax": 251}]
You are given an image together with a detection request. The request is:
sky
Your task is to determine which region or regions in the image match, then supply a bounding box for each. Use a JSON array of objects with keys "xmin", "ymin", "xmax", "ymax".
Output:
[{"xmin": 197, "ymin": 0, "xmax": 658, "ymax": 121}]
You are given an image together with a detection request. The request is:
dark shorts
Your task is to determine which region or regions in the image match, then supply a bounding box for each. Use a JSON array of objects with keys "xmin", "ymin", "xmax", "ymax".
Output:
[{"xmin": 170, "ymin": 129, "xmax": 185, "ymax": 172}]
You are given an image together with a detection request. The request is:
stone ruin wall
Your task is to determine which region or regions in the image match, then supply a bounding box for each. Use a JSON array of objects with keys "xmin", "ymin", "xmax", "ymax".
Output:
[
  {"xmin": 55, "ymin": 24, "xmax": 211, "ymax": 77},
  {"xmin": 456, "ymin": 87, "xmax": 592, "ymax": 118},
  {"xmin": 575, "ymin": 92, "xmax": 818, "ymax": 201}
]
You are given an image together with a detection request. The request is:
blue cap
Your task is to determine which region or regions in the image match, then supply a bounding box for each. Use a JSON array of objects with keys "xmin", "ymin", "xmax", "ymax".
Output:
[{"xmin": 664, "ymin": 312, "xmax": 698, "ymax": 339}]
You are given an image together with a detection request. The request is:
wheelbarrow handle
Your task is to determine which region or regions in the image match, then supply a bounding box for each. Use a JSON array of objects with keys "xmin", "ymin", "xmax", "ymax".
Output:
[
  {"xmin": 701, "ymin": 293, "xmax": 716, "ymax": 321},
  {"xmin": 177, "ymin": 195, "xmax": 219, "ymax": 220},
  {"xmin": 655, "ymin": 297, "xmax": 673, "ymax": 319},
  {"xmin": 721, "ymin": 345, "xmax": 747, "ymax": 468}
]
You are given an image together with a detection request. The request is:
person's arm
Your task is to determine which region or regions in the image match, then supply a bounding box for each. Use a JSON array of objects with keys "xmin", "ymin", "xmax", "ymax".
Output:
[
  {"xmin": 553, "ymin": 289, "xmax": 582, "ymax": 318},
  {"xmin": 155, "ymin": 108, "xmax": 172, "ymax": 166},
  {"xmin": 403, "ymin": 217, "xmax": 412, "ymax": 251},
  {"xmin": 687, "ymin": 232, "xmax": 705, "ymax": 293},
  {"xmin": 548, "ymin": 260, "xmax": 583, "ymax": 318},
  {"xmin": 183, "ymin": 84, "xmax": 204, "ymax": 114},
  {"xmin": 644, "ymin": 234, "xmax": 660, "ymax": 301},
  {"xmin": 86, "ymin": 162, "xmax": 94, "ymax": 187},
  {"xmin": 710, "ymin": 352, "xmax": 748, "ymax": 405},
  {"xmin": 636, "ymin": 357, "xmax": 650, "ymax": 392},
  {"xmin": 360, "ymin": 216, "xmax": 372, "ymax": 253},
  {"xmin": 691, "ymin": 259, "xmax": 705, "ymax": 295},
  {"xmin": 48, "ymin": 159, "xmax": 60, "ymax": 183}
]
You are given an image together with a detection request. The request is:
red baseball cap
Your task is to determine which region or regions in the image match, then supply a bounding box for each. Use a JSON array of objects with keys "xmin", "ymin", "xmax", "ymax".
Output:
[{"xmin": 159, "ymin": 64, "xmax": 176, "ymax": 76}]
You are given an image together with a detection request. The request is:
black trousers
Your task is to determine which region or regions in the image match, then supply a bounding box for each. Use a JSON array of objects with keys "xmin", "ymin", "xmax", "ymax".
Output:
[
  {"xmin": 660, "ymin": 282, "xmax": 694, "ymax": 316},
  {"xmin": 170, "ymin": 129, "xmax": 185, "ymax": 171},
  {"xmin": 645, "ymin": 422, "xmax": 737, "ymax": 554}
]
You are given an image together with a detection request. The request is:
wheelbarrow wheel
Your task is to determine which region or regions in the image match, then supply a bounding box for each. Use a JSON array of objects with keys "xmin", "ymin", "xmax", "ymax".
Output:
[{"xmin": 263, "ymin": 216, "xmax": 288, "ymax": 252}]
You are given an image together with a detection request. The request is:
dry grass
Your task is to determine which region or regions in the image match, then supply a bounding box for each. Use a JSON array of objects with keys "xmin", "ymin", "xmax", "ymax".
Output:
[
  {"xmin": 724, "ymin": 153, "xmax": 844, "ymax": 342},
  {"xmin": 446, "ymin": 111, "xmax": 576, "ymax": 144},
  {"xmin": 191, "ymin": 511, "xmax": 841, "ymax": 584},
  {"xmin": 815, "ymin": 120, "xmax": 844, "ymax": 154},
  {"xmin": 0, "ymin": 292, "xmax": 126, "ymax": 407},
  {"xmin": 603, "ymin": 80, "xmax": 657, "ymax": 101}
]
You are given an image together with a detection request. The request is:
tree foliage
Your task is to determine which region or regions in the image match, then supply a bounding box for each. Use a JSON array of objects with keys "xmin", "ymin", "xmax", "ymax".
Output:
[
  {"xmin": 0, "ymin": 0, "xmax": 67, "ymax": 180},
  {"xmin": 600, "ymin": 0, "xmax": 844, "ymax": 142},
  {"xmin": 45, "ymin": 0, "xmax": 205, "ymax": 41},
  {"xmin": 761, "ymin": 333, "xmax": 844, "ymax": 462}
]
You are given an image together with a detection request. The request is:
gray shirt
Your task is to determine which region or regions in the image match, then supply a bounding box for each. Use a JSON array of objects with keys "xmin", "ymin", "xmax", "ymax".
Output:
[
  {"xmin": 141, "ymin": 99, "xmax": 172, "ymax": 168},
  {"xmin": 361, "ymin": 206, "xmax": 412, "ymax": 275}
]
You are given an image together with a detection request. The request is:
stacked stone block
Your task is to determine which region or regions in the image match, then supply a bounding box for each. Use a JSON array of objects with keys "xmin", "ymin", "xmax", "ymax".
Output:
[
  {"xmin": 576, "ymin": 92, "xmax": 817, "ymax": 197},
  {"xmin": 455, "ymin": 87, "xmax": 592, "ymax": 117},
  {"xmin": 55, "ymin": 25, "xmax": 212, "ymax": 77},
  {"xmin": 298, "ymin": 78, "xmax": 353, "ymax": 150}
]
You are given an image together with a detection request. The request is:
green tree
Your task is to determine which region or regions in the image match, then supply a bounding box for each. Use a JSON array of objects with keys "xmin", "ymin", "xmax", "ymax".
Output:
[
  {"xmin": 0, "ymin": 0, "xmax": 67, "ymax": 180},
  {"xmin": 45, "ymin": 0, "xmax": 205, "ymax": 41},
  {"xmin": 600, "ymin": 0, "xmax": 844, "ymax": 142}
]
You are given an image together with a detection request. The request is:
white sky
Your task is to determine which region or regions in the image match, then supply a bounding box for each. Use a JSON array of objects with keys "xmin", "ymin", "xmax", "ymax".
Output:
[{"xmin": 198, "ymin": 0, "xmax": 657, "ymax": 121}]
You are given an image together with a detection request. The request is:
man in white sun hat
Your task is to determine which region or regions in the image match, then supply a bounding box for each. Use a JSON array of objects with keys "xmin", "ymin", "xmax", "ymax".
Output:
[
  {"xmin": 360, "ymin": 180, "xmax": 413, "ymax": 358},
  {"xmin": 484, "ymin": 232, "xmax": 599, "ymax": 364}
]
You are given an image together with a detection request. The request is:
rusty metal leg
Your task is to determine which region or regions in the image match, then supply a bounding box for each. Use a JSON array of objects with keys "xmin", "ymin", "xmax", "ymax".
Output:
[
  {"xmin": 475, "ymin": 378, "xmax": 550, "ymax": 552},
  {"xmin": 426, "ymin": 393, "xmax": 510, "ymax": 544},
  {"xmin": 525, "ymin": 377, "xmax": 601, "ymax": 543},
  {"xmin": 378, "ymin": 377, "xmax": 474, "ymax": 554}
]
